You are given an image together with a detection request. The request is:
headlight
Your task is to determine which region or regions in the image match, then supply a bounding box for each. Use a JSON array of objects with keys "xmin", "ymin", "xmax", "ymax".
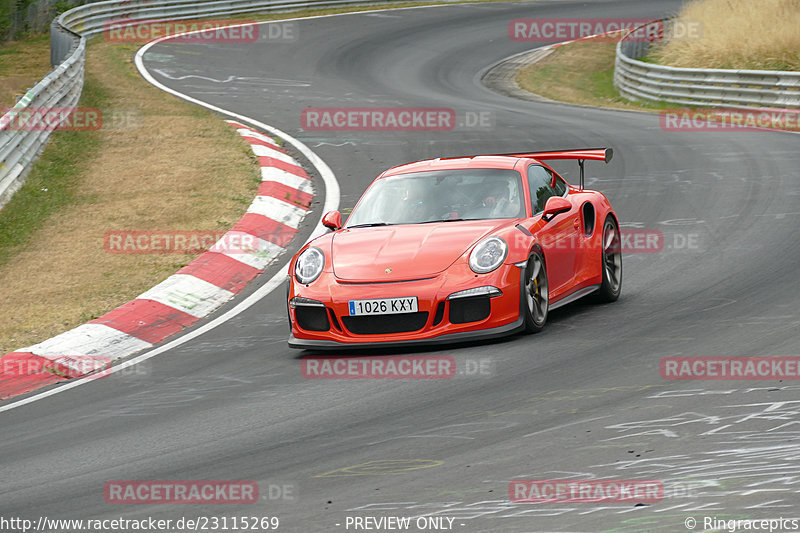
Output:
[
  {"xmin": 295, "ymin": 247, "xmax": 325, "ymax": 284},
  {"xmin": 447, "ymin": 286, "xmax": 502, "ymax": 300},
  {"xmin": 469, "ymin": 237, "xmax": 508, "ymax": 274}
]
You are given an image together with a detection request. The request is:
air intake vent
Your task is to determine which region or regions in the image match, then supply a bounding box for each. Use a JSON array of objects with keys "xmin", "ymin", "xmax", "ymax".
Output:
[
  {"xmin": 449, "ymin": 296, "xmax": 490, "ymax": 324},
  {"xmin": 342, "ymin": 312, "xmax": 429, "ymax": 335}
]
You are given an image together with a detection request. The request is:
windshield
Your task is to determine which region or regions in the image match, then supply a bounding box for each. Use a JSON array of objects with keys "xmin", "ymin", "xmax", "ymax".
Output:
[{"xmin": 346, "ymin": 169, "xmax": 525, "ymax": 227}]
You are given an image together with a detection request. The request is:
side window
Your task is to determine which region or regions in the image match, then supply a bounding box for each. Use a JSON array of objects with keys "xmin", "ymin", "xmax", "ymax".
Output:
[
  {"xmin": 527, "ymin": 165, "xmax": 556, "ymax": 214},
  {"xmin": 552, "ymin": 174, "xmax": 567, "ymax": 197}
]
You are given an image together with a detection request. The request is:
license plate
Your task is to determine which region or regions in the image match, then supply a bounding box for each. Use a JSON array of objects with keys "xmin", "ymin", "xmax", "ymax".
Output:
[{"xmin": 348, "ymin": 297, "xmax": 418, "ymax": 316}]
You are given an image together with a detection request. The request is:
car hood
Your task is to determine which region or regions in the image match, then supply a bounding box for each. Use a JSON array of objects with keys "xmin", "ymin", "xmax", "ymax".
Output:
[{"xmin": 332, "ymin": 220, "xmax": 510, "ymax": 281}]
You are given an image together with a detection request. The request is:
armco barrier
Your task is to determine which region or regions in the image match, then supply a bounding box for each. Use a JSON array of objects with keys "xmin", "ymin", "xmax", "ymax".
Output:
[
  {"xmin": 0, "ymin": 0, "xmax": 452, "ymax": 211},
  {"xmin": 614, "ymin": 18, "xmax": 800, "ymax": 109},
  {"xmin": 0, "ymin": 22, "xmax": 83, "ymax": 209}
]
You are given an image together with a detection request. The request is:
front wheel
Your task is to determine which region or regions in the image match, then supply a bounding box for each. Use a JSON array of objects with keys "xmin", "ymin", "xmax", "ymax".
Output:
[
  {"xmin": 522, "ymin": 250, "xmax": 549, "ymax": 333},
  {"xmin": 595, "ymin": 216, "xmax": 622, "ymax": 302}
]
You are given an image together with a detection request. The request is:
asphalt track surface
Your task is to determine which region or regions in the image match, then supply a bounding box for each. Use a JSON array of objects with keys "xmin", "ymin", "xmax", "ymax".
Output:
[{"xmin": 3, "ymin": 1, "xmax": 800, "ymax": 532}]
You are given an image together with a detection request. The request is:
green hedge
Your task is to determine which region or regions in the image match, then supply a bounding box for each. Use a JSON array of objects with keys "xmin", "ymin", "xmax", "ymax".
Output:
[
  {"xmin": 0, "ymin": 0, "xmax": 16, "ymax": 40},
  {"xmin": 1, "ymin": 0, "xmax": 88, "ymax": 41}
]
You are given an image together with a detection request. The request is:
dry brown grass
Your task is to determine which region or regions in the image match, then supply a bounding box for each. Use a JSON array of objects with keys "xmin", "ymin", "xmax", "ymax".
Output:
[
  {"xmin": 515, "ymin": 38, "xmax": 667, "ymax": 110},
  {"xmin": 655, "ymin": 0, "xmax": 800, "ymax": 70},
  {"xmin": 0, "ymin": 35, "xmax": 52, "ymax": 109},
  {"xmin": 0, "ymin": 38, "xmax": 258, "ymax": 353}
]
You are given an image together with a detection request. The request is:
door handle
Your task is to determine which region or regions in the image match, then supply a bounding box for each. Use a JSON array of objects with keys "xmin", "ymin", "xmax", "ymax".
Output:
[{"xmin": 573, "ymin": 218, "xmax": 580, "ymax": 230}]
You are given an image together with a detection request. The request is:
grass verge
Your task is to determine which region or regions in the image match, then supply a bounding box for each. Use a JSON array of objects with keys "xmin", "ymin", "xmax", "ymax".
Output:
[
  {"xmin": 515, "ymin": 39, "xmax": 671, "ymax": 111},
  {"xmin": 0, "ymin": 34, "xmax": 51, "ymax": 109}
]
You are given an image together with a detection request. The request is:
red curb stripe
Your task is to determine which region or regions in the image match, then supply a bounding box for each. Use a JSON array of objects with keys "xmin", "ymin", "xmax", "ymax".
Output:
[
  {"xmin": 227, "ymin": 121, "xmax": 260, "ymax": 134},
  {"xmin": 242, "ymin": 135, "xmax": 287, "ymax": 152},
  {"xmin": 232, "ymin": 213, "xmax": 298, "ymax": 248},
  {"xmin": 258, "ymin": 156, "xmax": 308, "ymax": 178},
  {"xmin": 258, "ymin": 181, "xmax": 312, "ymax": 210},
  {"xmin": 0, "ymin": 352, "xmax": 66, "ymax": 399},
  {"xmin": 177, "ymin": 252, "xmax": 261, "ymax": 293},
  {"xmin": 90, "ymin": 299, "xmax": 199, "ymax": 344}
]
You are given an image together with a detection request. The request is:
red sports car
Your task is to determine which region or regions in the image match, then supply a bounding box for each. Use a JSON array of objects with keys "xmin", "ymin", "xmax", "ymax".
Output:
[{"xmin": 287, "ymin": 148, "xmax": 621, "ymax": 349}]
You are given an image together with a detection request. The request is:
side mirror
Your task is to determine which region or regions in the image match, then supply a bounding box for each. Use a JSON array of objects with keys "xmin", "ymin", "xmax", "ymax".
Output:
[
  {"xmin": 322, "ymin": 210, "xmax": 342, "ymax": 230},
  {"xmin": 542, "ymin": 196, "xmax": 571, "ymax": 222}
]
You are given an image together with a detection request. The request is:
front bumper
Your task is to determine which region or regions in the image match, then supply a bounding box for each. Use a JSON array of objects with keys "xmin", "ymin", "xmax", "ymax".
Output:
[
  {"xmin": 288, "ymin": 316, "xmax": 524, "ymax": 349},
  {"xmin": 287, "ymin": 262, "xmax": 524, "ymax": 349}
]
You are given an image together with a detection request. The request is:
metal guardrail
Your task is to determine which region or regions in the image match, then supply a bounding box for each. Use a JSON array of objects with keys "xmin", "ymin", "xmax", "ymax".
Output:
[
  {"xmin": 0, "ymin": 0, "xmax": 452, "ymax": 210},
  {"xmin": 614, "ymin": 19, "xmax": 800, "ymax": 109},
  {"xmin": 0, "ymin": 21, "xmax": 83, "ymax": 209}
]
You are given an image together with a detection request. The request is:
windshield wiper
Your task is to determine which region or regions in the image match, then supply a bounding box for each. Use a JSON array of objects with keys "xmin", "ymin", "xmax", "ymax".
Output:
[
  {"xmin": 347, "ymin": 222, "xmax": 392, "ymax": 228},
  {"xmin": 418, "ymin": 218, "xmax": 478, "ymax": 224}
]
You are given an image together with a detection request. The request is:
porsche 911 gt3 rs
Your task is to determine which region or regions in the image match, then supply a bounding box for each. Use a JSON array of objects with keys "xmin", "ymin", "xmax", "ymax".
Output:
[{"xmin": 287, "ymin": 148, "xmax": 621, "ymax": 349}]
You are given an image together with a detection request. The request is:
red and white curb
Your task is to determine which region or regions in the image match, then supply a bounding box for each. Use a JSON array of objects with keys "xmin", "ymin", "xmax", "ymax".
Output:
[{"xmin": 0, "ymin": 120, "xmax": 313, "ymax": 399}]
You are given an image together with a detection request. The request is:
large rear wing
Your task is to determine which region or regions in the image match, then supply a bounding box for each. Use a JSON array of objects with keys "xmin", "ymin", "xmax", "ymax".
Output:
[
  {"xmin": 504, "ymin": 148, "xmax": 613, "ymax": 190},
  {"xmin": 507, "ymin": 148, "xmax": 612, "ymax": 163},
  {"xmin": 443, "ymin": 148, "xmax": 614, "ymax": 190}
]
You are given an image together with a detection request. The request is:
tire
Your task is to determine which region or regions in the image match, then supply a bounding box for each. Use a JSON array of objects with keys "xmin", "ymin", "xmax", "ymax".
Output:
[
  {"xmin": 522, "ymin": 249, "xmax": 549, "ymax": 333},
  {"xmin": 595, "ymin": 215, "xmax": 622, "ymax": 303}
]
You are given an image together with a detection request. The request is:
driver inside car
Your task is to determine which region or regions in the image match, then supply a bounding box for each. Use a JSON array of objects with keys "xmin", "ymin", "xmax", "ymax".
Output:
[
  {"xmin": 480, "ymin": 179, "xmax": 521, "ymax": 218},
  {"xmin": 397, "ymin": 180, "xmax": 435, "ymax": 223}
]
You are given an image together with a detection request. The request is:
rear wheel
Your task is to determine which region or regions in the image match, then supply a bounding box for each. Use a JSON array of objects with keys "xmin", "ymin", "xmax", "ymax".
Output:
[
  {"xmin": 522, "ymin": 250, "xmax": 549, "ymax": 333},
  {"xmin": 595, "ymin": 216, "xmax": 622, "ymax": 302}
]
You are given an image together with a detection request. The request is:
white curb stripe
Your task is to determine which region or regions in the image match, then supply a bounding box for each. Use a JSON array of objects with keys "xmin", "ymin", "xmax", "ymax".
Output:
[
  {"xmin": 230, "ymin": 124, "xmax": 313, "ymax": 193},
  {"xmin": 222, "ymin": 244, "xmax": 285, "ymax": 270},
  {"xmin": 260, "ymin": 167, "xmax": 313, "ymax": 192},
  {"xmin": 249, "ymin": 143, "xmax": 302, "ymax": 165},
  {"xmin": 23, "ymin": 324, "xmax": 153, "ymax": 358},
  {"xmin": 137, "ymin": 274, "xmax": 235, "ymax": 318},
  {"xmin": 227, "ymin": 122, "xmax": 280, "ymax": 146},
  {"xmin": 237, "ymin": 129, "xmax": 281, "ymax": 147},
  {"xmin": 211, "ymin": 230, "xmax": 287, "ymax": 270},
  {"xmin": 247, "ymin": 196, "xmax": 308, "ymax": 229}
]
